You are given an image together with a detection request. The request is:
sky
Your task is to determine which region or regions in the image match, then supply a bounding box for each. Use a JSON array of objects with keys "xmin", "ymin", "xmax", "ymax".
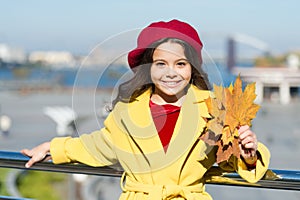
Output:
[{"xmin": 1, "ymin": 0, "xmax": 300, "ymax": 58}]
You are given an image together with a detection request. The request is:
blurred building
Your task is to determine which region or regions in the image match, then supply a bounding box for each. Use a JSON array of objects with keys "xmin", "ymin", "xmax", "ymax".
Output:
[
  {"xmin": 286, "ymin": 53, "xmax": 300, "ymax": 70},
  {"xmin": 29, "ymin": 51, "xmax": 76, "ymax": 67},
  {"xmin": 80, "ymin": 48, "xmax": 127, "ymax": 67},
  {"xmin": 0, "ymin": 43, "xmax": 26, "ymax": 64}
]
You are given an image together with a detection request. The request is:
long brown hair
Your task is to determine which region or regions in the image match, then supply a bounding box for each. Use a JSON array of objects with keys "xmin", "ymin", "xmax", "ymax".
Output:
[{"xmin": 111, "ymin": 38, "xmax": 211, "ymax": 109}]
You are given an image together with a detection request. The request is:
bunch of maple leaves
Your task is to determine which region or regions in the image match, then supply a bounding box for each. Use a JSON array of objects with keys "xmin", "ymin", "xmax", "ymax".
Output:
[{"xmin": 202, "ymin": 75, "xmax": 260, "ymax": 164}]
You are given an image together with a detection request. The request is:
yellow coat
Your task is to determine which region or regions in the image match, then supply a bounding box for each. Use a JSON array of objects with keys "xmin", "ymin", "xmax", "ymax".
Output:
[{"xmin": 50, "ymin": 85, "xmax": 270, "ymax": 200}]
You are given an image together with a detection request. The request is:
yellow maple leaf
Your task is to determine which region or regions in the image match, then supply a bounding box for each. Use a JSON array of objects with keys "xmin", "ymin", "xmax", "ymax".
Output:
[
  {"xmin": 224, "ymin": 75, "xmax": 260, "ymax": 131},
  {"xmin": 213, "ymin": 85, "xmax": 225, "ymax": 109},
  {"xmin": 224, "ymin": 87, "xmax": 239, "ymax": 132},
  {"xmin": 221, "ymin": 127, "xmax": 235, "ymax": 146},
  {"xmin": 202, "ymin": 75, "xmax": 260, "ymax": 163}
]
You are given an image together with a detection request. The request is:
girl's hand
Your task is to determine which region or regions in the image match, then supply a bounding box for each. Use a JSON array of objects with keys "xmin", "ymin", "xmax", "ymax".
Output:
[
  {"xmin": 21, "ymin": 142, "xmax": 51, "ymax": 168},
  {"xmin": 238, "ymin": 125, "xmax": 258, "ymax": 165}
]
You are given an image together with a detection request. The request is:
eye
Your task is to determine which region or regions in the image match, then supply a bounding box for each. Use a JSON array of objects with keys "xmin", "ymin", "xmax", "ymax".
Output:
[
  {"xmin": 177, "ymin": 61, "xmax": 188, "ymax": 67},
  {"xmin": 154, "ymin": 61, "xmax": 166, "ymax": 67}
]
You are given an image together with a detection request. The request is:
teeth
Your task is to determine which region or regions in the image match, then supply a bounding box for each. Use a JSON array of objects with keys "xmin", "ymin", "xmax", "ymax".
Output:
[{"xmin": 163, "ymin": 81, "xmax": 179, "ymax": 86}]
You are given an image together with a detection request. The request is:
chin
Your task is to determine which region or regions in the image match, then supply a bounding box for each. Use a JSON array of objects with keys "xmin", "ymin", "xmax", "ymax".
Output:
[{"xmin": 163, "ymin": 89, "xmax": 184, "ymax": 97}]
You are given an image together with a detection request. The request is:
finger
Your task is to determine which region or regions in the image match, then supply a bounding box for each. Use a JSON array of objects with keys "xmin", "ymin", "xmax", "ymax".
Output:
[
  {"xmin": 25, "ymin": 152, "xmax": 48, "ymax": 168},
  {"xmin": 21, "ymin": 149, "xmax": 32, "ymax": 157},
  {"xmin": 25, "ymin": 154, "xmax": 43, "ymax": 168},
  {"xmin": 25, "ymin": 158, "xmax": 35, "ymax": 168},
  {"xmin": 240, "ymin": 139, "xmax": 258, "ymax": 155},
  {"xmin": 239, "ymin": 130, "xmax": 256, "ymax": 142},
  {"xmin": 243, "ymin": 149, "xmax": 257, "ymax": 159},
  {"xmin": 20, "ymin": 149, "xmax": 27, "ymax": 155},
  {"xmin": 239, "ymin": 136, "xmax": 257, "ymax": 150},
  {"xmin": 240, "ymin": 145, "xmax": 254, "ymax": 157},
  {"xmin": 243, "ymin": 142, "xmax": 256, "ymax": 149},
  {"xmin": 240, "ymin": 134, "xmax": 255, "ymax": 145},
  {"xmin": 238, "ymin": 125, "xmax": 250, "ymax": 134},
  {"xmin": 238, "ymin": 130, "xmax": 251, "ymax": 141},
  {"xmin": 44, "ymin": 155, "xmax": 52, "ymax": 162}
]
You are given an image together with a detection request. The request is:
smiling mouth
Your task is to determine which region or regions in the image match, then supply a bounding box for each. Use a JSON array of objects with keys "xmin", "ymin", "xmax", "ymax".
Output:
[{"xmin": 161, "ymin": 80, "xmax": 182, "ymax": 87}]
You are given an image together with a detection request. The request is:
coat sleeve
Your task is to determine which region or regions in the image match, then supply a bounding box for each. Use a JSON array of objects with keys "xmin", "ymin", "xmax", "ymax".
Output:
[
  {"xmin": 50, "ymin": 113, "xmax": 118, "ymax": 167},
  {"xmin": 218, "ymin": 142, "xmax": 270, "ymax": 183}
]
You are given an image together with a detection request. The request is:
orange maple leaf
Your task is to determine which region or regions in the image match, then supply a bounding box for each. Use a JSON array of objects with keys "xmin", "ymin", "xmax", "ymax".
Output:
[
  {"xmin": 224, "ymin": 76, "xmax": 260, "ymax": 131},
  {"xmin": 202, "ymin": 75, "xmax": 260, "ymax": 163}
]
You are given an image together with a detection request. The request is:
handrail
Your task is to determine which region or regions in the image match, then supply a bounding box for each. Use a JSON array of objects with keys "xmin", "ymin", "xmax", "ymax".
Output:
[{"xmin": 0, "ymin": 151, "xmax": 300, "ymax": 191}]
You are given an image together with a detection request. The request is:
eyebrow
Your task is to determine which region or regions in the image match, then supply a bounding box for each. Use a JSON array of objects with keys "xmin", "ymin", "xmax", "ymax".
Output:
[{"xmin": 153, "ymin": 58, "xmax": 189, "ymax": 62}]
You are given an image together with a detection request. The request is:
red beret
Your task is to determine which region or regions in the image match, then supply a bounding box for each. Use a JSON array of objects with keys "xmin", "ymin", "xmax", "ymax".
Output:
[{"xmin": 128, "ymin": 19, "xmax": 203, "ymax": 69}]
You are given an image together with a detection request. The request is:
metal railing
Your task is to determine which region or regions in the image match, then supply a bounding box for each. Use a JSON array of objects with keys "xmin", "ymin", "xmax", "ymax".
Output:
[{"xmin": 0, "ymin": 150, "xmax": 300, "ymax": 193}]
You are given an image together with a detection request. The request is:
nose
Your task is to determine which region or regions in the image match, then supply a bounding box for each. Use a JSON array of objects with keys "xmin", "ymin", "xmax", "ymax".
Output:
[{"xmin": 165, "ymin": 66, "xmax": 178, "ymax": 78}]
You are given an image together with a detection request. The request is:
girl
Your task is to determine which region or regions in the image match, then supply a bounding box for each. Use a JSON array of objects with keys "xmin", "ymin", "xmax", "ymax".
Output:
[{"xmin": 21, "ymin": 19, "xmax": 270, "ymax": 200}]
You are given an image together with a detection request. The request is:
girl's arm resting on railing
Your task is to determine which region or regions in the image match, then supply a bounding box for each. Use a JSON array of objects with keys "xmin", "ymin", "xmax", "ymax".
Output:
[
  {"xmin": 50, "ymin": 133, "xmax": 115, "ymax": 167},
  {"xmin": 22, "ymin": 128, "xmax": 118, "ymax": 169},
  {"xmin": 20, "ymin": 136, "xmax": 104, "ymax": 168}
]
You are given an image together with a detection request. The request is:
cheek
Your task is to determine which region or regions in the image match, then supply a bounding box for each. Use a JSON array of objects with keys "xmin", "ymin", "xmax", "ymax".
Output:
[
  {"xmin": 180, "ymin": 68, "xmax": 192, "ymax": 81},
  {"xmin": 150, "ymin": 67, "xmax": 156, "ymax": 82},
  {"xmin": 184, "ymin": 72, "xmax": 192, "ymax": 80},
  {"xmin": 150, "ymin": 66, "xmax": 163, "ymax": 81}
]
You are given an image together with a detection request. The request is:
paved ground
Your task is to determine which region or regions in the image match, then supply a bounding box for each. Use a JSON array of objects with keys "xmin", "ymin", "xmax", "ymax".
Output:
[{"xmin": 0, "ymin": 90, "xmax": 299, "ymax": 199}]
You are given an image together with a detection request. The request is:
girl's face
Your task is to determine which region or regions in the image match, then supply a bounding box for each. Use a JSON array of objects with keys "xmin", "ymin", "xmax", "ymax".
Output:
[{"xmin": 150, "ymin": 41, "xmax": 192, "ymax": 103}]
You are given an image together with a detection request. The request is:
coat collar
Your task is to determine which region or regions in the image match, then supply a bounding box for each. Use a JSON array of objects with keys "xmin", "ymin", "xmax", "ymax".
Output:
[
  {"xmin": 129, "ymin": 84, "xmax": 211, "ymax": 120},
  {"xmin": 119, "ymin": 85, "xmax": 211, "ymax": 165}
]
